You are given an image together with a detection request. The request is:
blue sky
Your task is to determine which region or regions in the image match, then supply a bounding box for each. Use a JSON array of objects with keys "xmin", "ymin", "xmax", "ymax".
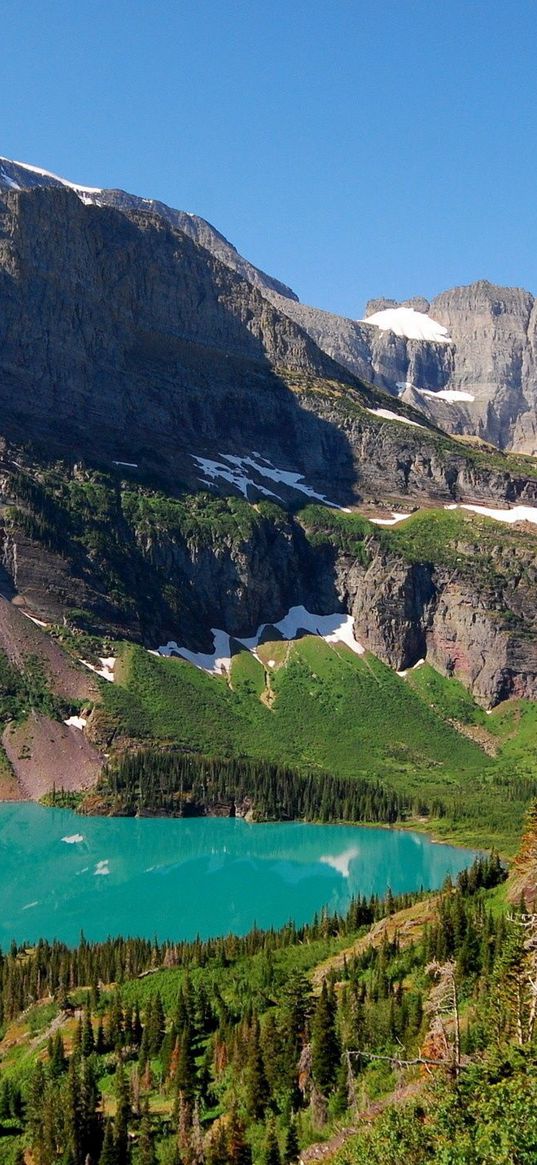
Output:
[{"xmin": 2, "ymin": 0, "xmax": 536, "ymax": 317}]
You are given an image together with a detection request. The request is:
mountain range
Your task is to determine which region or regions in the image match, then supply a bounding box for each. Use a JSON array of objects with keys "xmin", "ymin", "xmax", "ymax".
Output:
[
  {"xmin": 0, "ymin": 155, "xmax": 536, "ymax": 807},
  {"xmin": 3, "ymin": 156, "xmax": 537, "ymax": 454}
]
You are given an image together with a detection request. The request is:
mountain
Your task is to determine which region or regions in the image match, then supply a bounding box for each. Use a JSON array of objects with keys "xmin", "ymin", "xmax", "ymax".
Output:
[
  {"xmin": 2, "ymin": 157, "xmax": 537, "ymax": 454},
  {"xmin": 0, "ymin": 157, "xmax": 536, "ymax": 809},
  {"xmin": 265, "ymin": 283, "xmax": 537, "ymax": 455},
  {"xmin": 0, "ymin": 155, "xmax": 298, "ymax": 300}
]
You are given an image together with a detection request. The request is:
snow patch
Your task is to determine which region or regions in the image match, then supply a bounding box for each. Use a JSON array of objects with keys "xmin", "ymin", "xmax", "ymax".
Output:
[
  {"xmin": 0, "ymin": 167, "xmax": 21, "ymax": 189},
  {"xmin": 80, "ymin": 657, "xmax": 115, "ymax": 682},
  {"xmin": 446, "ymin": 504, "xmax": 537, "ymax": 526},
  {"xmin": 418, "ymin": 389, "xmax": 475, "ymax": 403},
  {"xmin": 366, "ymin": 407, "xmax": 424, "ymax": 428},
  {"xmin": 62, "ymin": 833, "xmax": 85, "ymax": 845},
  {"xmin": 362, "ymin": 307, "xmax": 452, "ymax": 344},
  {"xmin": 370, "ymin": 512, "xmax": 411, "ymax": 526},
  {"xmin": 159, "ymin": 628, "xmax": 233, "ymax": 675},
  {"xmin": 397, "ymin": 658, "xmax": 425, "ymax": 678},
  {"xmin": 193, "ymin": 452, "xmax": 345, "ymax": 508},
  {"xmin": 0, "ymin": 155, "xmax": 102, "ymax": 194},
  {"xmin": 64, "ymin": 716, "xmax": 87, "ymax": 730},
  {"xmin": 157, "ymin": 605, "xmax": 364, "ymax": 675}
]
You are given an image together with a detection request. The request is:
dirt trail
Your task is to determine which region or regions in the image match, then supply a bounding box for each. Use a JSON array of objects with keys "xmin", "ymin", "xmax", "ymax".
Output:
[
  {"xmin": 299, "ymin": 1080, "xmax": 424, "ymax": 1162},
  {"xmin": 312, "ymin": 897, "xmax": 438, "ymax": 990}
]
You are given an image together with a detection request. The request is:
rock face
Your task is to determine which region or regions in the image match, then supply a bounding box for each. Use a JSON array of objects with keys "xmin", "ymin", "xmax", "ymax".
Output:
[
  {"xmin": 269, "ymin": 282, "xmax": 537, "ymax": 454},
  {"xmin": 0, "ymin": 156, "xmax": 298, "ymax": 301},
  {"xmin": 2, "ymin": 157, "xmax": 537, "ymax": 454},
  {"xmin": 2, "ymin": 183, "xmax": 535, "ymax": 512},
  {"xmin": 0, "ymin": 453, "xmax": 536, "ymax": 709},
  {"xmin": 0, "ymin": 159, "xmax": 536, "ymax": 711},
  {"xmin": 339, "ymin": 546, "xmax": 537, "ymax": 707}
]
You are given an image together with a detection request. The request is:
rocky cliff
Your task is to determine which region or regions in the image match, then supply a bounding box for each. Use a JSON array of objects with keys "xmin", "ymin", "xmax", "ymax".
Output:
[
  {"xmin": 267, "ymin": 283, "xmax": 537, "ymax": 455},
  {"xmin": 2, "ymin": 157, "xmax": 537, "ymax": 455},
  {"xmin": 0, "ymin": 161, "xmax": 536, "ymax": 714},
  {"xmin": 0, "ymin": 455, "xmax": 535, "ymax": 708}
]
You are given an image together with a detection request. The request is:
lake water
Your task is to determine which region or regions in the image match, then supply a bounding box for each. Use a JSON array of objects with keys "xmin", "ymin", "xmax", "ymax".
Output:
[{"xmin": 0, "ymin": 803, "xmax": 476, "ymax": 947}]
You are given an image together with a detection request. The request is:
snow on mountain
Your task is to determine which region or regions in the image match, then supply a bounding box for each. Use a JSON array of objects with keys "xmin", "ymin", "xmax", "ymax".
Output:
[
  {"xmin": 445, "ymin": 503, "xmax": 537, "ymax": 526},
  {"xmin": 362, "ymin": 306, "xmax": 452, "ymax": 344},
  {"xmin": 0, "ymin": 156, "xmax": 101, "ymax": 194},
  {"xmin": 193, "ymin": 452, "xmax": 349, "ymax": 508},
  {"xmin": 157, "ymin": 606, "xmax": 364, "ymax": 674},
  {"xmin": 366, "ymin": 407, "xmax": 424, "ymax": 428},
  {"xmin": 419, "ymin": 389, "xmax": 475, "ymax": 403}
]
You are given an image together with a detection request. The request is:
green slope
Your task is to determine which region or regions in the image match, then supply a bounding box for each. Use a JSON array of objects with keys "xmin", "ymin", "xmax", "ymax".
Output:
[{"xmin": 101, "ymin": 638, "xmax": 537, "ymax": 851}]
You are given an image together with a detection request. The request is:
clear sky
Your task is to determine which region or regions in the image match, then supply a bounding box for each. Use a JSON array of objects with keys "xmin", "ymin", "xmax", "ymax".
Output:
[{"xmin": 2, "ymin": 0, "xmax": 536, "ymax": 318}]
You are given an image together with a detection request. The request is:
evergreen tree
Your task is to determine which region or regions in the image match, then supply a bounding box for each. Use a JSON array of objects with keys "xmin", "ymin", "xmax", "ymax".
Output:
[
  {"xmin": 311, "ymin": 983, "xmax": 341, "ymax": 1095},
  {"xmin": 175, "ymin": 1022, "xmax": 197, "ymax": 1100},
  {"xmin": 99, "ymin": 1119, "xmax": 118, "ymax": 1165},
  {"xmin": 264, "ymin": 1120, "xmax": 281, "ymax": 1165},
  {"xmin": 115, "ymin": 1059, "xmax": 131, "ymax": 1165},
  {"xmin": 138, "ymin": 1101, "xmax": 157, "ymax": 1165},
  {"xmin": 244, "ymin": 1019, "xmax": 269, "ymax": 1120},
  {"xmin": 282, "ymin": 1118, "xmax": 299, "ymax": 1165},
  {"xmin": 82, "ymin": 1008, "xmax": 96, "ymax": 1058},
  {"xmin": 148, "ymin": 993, "xmax": 166, "ymax": 1056}
]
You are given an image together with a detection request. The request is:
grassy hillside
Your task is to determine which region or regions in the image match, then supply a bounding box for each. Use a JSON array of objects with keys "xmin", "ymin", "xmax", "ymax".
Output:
[{"xmin": 100, "ymin": 638, "xmax": 537, "ymax": 852}]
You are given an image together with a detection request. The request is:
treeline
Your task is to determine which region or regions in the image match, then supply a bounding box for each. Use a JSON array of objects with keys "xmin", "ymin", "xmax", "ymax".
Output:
[
  {"xmin": 98, "ymin": 749, "xmax": 415, "ymax": 824},
  {"xmin": 0, "ymin": 883, "xmax": 432, "ymax": 1026},
  {"xmin": 0, "ymin": 853, "xmax": 509, "ymax": 1165}
]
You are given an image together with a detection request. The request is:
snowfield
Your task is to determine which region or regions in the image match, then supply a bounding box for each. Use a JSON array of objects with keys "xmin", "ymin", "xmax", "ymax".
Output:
[
  {"xmin": 79, "ymin": 657, "xmax": 116, "ymax": 682},
  {"xmin": 445, "ymin": 503, "xmax": 537, "ymax": 526},
  {"xmin": 0, "ymin": 155, "xmax": 102, "ymax": 194},
  {"xmin": 193, "ymin": 452, "xmax": 348, "ymax": 508},
  {"xmin": 366, "ymin": 407, "xmax": 424, "ymax": 428},
  {"xmin": 362, "ymin": 306, "xmax": 452, "ymax": 344},
  {"xmin": 370, "ymin": 512, "xmax": 411, "ymax": 526},
  {"xmin": 157, "ymin": 605, "xmax": 364, "ymax": 674},
  {"xmin": 418, "ymin": 388, "xmax": 475, "ymax": 403}
]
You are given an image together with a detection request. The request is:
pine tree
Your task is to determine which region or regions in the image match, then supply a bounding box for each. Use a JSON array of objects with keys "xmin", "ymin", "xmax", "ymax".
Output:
[
  {"xmin": 148, "ymin": 992, "xmax": 166, "ymax": 1056},
  {"xmin": 244, "ymin": 1018, "xmax": 269, "ymax": 1119},
  {"xmin": 138, "ymin": 1100, "xmax": 157, "ymax": 1165},
  {"xmin": 114, "ymin": 1059, "xmax": 131, "ymax": 1165},
  {"xmin": 49, "ymin": 1030, "xmax": 67, "ymax": 1077},
  {"xmin": 175, "ymin": 1022, "xmax": 197, "ymax": 1100},
  {"xmin": 264, "ymin": 1120, "xmax": 281, "ymax": 1165},
  {"xmin": 82, "ymin": 1009, "xmax": 95, "ymax": 1058},
  {"xmin": 283, "ymin": 1118, "xmax": 299, "ymax": 1165},
  {"xmin": 99, "ymin": 1119, "xmax": 118, "ymax": 1165},
  {"xmin": 310, "ymin": 982, "xmax": 341, "ymax": 1095}
]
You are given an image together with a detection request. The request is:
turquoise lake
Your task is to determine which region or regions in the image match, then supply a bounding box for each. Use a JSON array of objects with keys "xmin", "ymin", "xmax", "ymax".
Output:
[{"xmin": 0, "ymin": 804, "xmax": 476, "ymax": 947}]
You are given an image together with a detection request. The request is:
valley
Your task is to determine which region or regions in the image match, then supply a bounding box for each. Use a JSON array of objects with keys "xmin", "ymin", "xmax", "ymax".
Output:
[{"xmin": 0, "ymin": 155, "xmax": 536, "ymax": 1164}]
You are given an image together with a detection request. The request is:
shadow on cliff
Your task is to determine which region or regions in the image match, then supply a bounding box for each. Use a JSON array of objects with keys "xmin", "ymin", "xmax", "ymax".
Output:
[{"xmin": 0, "ymin": 186, "xmax": 360, "ymax": 509}]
